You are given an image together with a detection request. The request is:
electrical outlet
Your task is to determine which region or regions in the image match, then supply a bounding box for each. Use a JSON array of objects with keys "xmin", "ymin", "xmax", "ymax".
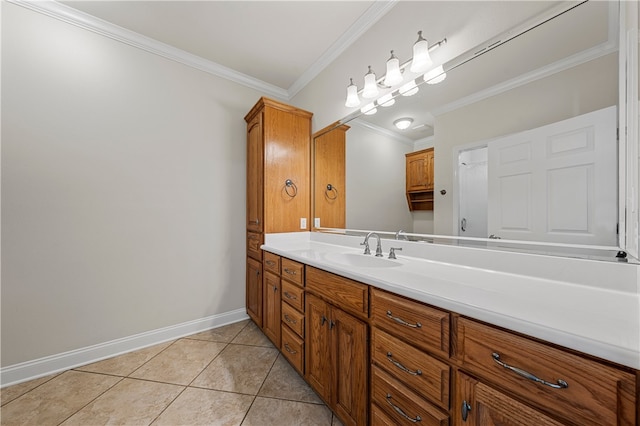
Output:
[
  {"xmin": 314, "ymin": 218, "xmax": 320, "ymax": 228},
  {"xmin": 300, "ymin": 218, "xmax": 307, "ymax": 229}
]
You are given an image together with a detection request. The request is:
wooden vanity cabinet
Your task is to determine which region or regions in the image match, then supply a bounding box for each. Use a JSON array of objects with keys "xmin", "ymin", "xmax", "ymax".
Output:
[
  {"xmin": 280, "ymin": 257, "xmax": 305, "ymax": 374},
  {"xmin": 262, "ymin": 270, "xmax": 281, "ymax": 347},
  {"xmin": 244, "ymin": 97, "xmax": 312, "ymax": 330},
  {"xmin": 405, "ymin": 148, "xmax": 434, "ymax": 211},
  {"xmin": 452, "ymin": 316, "xmax": 638, "ymax": 426},
  {"xmin": 306, "ymin": 268, "xmax": 368, "ymax": 426}
]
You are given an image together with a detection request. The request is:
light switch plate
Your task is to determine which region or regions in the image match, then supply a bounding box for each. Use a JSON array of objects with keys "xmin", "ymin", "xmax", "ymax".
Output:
[
  {"xmin": 300, "ymin": 218, "xmax": 307, "ymax": 229},
  {"xmin": 314, "ymin": 218, "xmax": 320, "ymax": 228}
]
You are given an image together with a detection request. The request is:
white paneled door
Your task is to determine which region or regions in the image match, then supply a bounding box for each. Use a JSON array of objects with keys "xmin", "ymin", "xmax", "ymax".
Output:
[{"xmin": 487, "ymin": 106, "xmax": 618, "ymax": 245}]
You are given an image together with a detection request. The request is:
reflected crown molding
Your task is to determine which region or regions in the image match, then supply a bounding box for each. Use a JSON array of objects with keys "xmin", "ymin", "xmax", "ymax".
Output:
[
  {"xmin": 351, "ymin": 118, "xmax": 414, "ymax": 146},
  {"xmin": 8, "ymin": 0, "xmax": 397, "ymax": 101}
]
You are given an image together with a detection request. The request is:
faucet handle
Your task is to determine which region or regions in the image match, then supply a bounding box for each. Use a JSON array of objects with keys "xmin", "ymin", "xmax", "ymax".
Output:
[
  {"xmin": 360, "ymin": 241, "xmax": 371, "ymax": 255},
  {"xmin": 388, "ymin": 247, "xmax": 403, "ymax": 259}
]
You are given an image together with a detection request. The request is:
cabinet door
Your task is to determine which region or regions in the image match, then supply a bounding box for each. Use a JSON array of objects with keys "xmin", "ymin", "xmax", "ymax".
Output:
[
  {"xmin": 406, "ymin": 149, "xmax": 434, "ymax": 191},
  {"xmin": 332, "ymin": 307, "xmax": 368, "ymax": 426},
  {"xmin": 454, "ymin": 372, "xmax": 564, "ymax": 426},
  {"xmin": 246, "ymin": 257, "xmax": 262, "ymax": 327},
  {"xmin": 246, "ymin": 114, "xmax": 263, "ymax": 232},
  {"xmin": 262, "ymin": 271, "xmax": 281, "ymax": 347},
  {"xmin": 305, "ymin": 294, "xmax": 332, "ymax": 403}
]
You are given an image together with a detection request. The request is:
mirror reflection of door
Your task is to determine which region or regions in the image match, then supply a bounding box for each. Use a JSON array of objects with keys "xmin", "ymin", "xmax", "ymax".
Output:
[{"xmin": 458, "ymin": 147, "xmax": 488, "ymax": 238}]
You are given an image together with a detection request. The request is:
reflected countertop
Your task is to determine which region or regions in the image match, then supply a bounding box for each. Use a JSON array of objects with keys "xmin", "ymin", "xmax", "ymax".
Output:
[{"xmin": 262, "ymin": 232, "xmax": 640, "ymax": 369}]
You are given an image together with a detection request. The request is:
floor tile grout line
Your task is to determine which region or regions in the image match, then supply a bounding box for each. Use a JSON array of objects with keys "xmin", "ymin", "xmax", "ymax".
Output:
[
  {"xmin": 147, "ymin": 383, "xmax": 189, "ymax": 426},
  {"xmin": 54, "ymin": 375, "xmax": 126, "ymax": 426},
  {"xmin": 0, "ymin": 372, "xmax": 62, "ymax": 407}
]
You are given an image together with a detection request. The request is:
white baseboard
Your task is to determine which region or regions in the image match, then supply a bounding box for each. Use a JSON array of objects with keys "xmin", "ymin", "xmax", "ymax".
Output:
[{"xmin": 1, "ymin": 308, "xmax": 249, "ymax": 388}]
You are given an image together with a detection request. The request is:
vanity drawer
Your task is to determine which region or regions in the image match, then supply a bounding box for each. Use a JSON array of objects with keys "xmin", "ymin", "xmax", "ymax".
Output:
[
  {"xmin": 282, "ymin": 301, "xmax": 304, "ymax": 337},
  {"xmin": 263, "ymin": 251, "xmax": 280, "ymax": 275},
  {"xmin": 281, "ymin": 258, "xmax": 304, "ymax": 286},
  {"xmin": 306, "ymin": 267, "xmax": 368, "ymax": 319},
  {"xmin": 453, "ymin": 316, "xmax": 637, "ymax": 426},
  {"xmin": 281, "ymin": 324, "xmax": 304, "ymax": 375},
  {"xmin": 247, "ymin": 232, "xmax": 262, "ymax": 261},
  {"xmin": 370, "ymin": 403, "xmax": 397, "ymax": 426},
  {"xmin": 371, "ymin": 365, "xmax": 449, "ymax": 426},
  {"xmin": 371, "ymin": 327, "xmax": 450, "ymax": 409},
  {"xmin": 281, "ymin": 280, "xmax": 304, "ymax": 312},
  {"xmin": 371, "ymin": 288, "xmax": 449, "ymax": 358}
]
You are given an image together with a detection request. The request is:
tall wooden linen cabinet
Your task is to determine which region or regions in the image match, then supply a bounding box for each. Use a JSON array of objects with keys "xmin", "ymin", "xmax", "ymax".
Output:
[{"xmin": 244, "ymin": 97, "xmax": 312, "ymax": 329}]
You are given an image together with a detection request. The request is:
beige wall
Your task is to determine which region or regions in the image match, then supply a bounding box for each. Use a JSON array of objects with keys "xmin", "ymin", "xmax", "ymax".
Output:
[
  {"xmin": 433, "ymin": 53, "xmax": 618, "ymax": 236},
  {"xmin": 1, "ymin": 3, "xmax": 263, "ymax": 367}
]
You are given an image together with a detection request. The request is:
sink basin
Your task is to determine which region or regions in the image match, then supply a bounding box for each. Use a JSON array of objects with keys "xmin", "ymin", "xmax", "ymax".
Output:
[{"xmin": 324, "ymin": 252, "xmax": 402, "ymax": 268}]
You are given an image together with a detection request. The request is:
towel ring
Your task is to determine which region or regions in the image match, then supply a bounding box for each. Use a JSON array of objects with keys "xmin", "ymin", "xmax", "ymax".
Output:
[
  {"xmin": 325, "ymin": 184, "xmax": 338, "ymax": 200},
  {"xmin": 284, "ymin": 179, "xmax": 298, "ymax": 198}
]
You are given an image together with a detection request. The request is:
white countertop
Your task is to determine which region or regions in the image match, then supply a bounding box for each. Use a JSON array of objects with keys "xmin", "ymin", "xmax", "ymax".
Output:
[{"xmin": 263, "ymin": 232, "xmax": 640, "ymax": 369}]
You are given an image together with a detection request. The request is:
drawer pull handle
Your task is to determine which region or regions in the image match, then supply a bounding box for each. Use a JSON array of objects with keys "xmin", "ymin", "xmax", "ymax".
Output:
[
  {"xmin": 284, "ymin": 314, "xmax": 297, "ymax": 325},
  {"xmin": 386, "ymin": 352, "xmax": 422, "ymax": 376},
  {"xmin": 386, "ymin": 311, "xmax": 422, "ymax": 328},
  {"xmin": 284, "ymin": 292, "xmax": 297, "ymax": 300},
  {"xmin": 284, "ymin": 343, "xmax": 297, "ymax": 355},
  {"xmin": 284, "ymin": 268, "xmax": 298, "ymax": 276},
  {"xmin": 461, "ymin": 400, "xmax": 471, "ymax": 421},
  {"xmin": 492, "ymin": 352, "xmax": 568, "ymax": 389},
  {"xmin": 385, "ymin": 394, "xmax": 422, "ymax": 423},
  {"xmin": 249, "ymin": 219, "xmax": 260, "ymax": 225},
  {"xmin": 265, "ymin": 260, "xmax": 276, "ymax": 266}
]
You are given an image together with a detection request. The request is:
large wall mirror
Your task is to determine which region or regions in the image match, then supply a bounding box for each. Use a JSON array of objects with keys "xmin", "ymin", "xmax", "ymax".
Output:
[{"xmin": 312, "ymin": 1, "xmax": 634, "ymax": 261}]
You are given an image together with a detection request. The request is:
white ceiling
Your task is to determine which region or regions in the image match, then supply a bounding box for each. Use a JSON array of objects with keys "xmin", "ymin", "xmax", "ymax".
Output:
[{"xmin": 59, "ymin": 0, "xmax": 388, "ymax": 94}]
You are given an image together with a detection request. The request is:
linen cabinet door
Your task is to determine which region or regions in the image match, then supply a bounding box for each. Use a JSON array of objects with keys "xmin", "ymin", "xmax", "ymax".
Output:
[
  {"xmin": 454, "ymin": 371, "xmax": 564, "ymax": 426},
  {"xmin": 246, "ymin": 114, "xmax": 263, "ymax": 233},
  {"xmin": 331, "ymin": 307, "xmax": 368, "ymax": 426},
  {"xmin": 305, "ymin": 293, "xmax": 331, "ymax": 403}
]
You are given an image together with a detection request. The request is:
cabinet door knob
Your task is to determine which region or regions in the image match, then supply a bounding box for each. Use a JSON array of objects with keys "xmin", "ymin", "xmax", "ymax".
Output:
[{"xmin": 461, "ymin": 400, "xmax": 471, "ymax": 421}]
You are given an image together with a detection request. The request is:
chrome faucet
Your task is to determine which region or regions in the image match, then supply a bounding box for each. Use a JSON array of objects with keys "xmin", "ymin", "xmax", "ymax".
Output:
[
  {"xmin": 361, "ymin": 232, "xmax": 383, "ymax": 257},
  {"xmin": 395, "ymin": 230, "xmax": 408, "ymax": 240}
]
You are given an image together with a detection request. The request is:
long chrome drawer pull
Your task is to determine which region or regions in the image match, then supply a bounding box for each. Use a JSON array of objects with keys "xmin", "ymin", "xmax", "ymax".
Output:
[
  {"xmin": 284, "ymin": 268, "xmax": 297, "ymax": 275},
  {"xmin": 386, "ymin": 311, "xmax": 422, "ymax": 328},
  {"xmin": 283, "ymin": 292, "xmax": 297, "ymax": 300},
  {"xmin": 385, "ymin": 394, "xmax": 422, "ymax": 423},
  {"xmin": 265, "ymin": 260, "xmax": 276, "ymax": 266},
  {"xmin": 386, "ymin": 352, "xmax": 422, "ymax": 376},
  {"xmin": 492, "ymin": 352, "xmax": 568, "ymax": 389},
  {"xmin": 284, "ymin": 314, "xmax": 297, "ymax": 325},
  {"xmin": 284, "ymin": 343, "xmax": 297, "ymax": 355}
]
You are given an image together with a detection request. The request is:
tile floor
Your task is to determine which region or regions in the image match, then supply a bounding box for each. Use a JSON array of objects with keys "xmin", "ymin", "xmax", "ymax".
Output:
[{"xmin": 0, "ymin": 320, "xmax": 345, "ymax": 426}]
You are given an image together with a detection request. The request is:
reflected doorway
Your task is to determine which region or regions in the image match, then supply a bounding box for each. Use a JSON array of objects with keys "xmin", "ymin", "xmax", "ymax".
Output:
[{"xmin": 458, "ymin": 146, "xmax": 488, "ymax": 238}]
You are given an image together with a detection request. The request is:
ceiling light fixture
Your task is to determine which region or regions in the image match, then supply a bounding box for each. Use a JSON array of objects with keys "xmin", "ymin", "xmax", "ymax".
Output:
[
  {"xmin": 410, "ymin": 31, "xmax": 433, "ymax": 73},
  {"xmin": 343, "ymin": 33, "xmax": 446, "ymax": 108},
  {"xmin": 361, "ymin": 103, "xmax": 378, "ymax": 115},
  {"xmin": 384, "ymin": 51, "xmax": 403, "ymax": 87},
  {"xmin": 424, "ymin": 65, "xmax": 447, "ymax": 84},
  {"xmin": 394, "ymin": 117, "xmax": 414, "ymax": 130},
  {"xmin": 378, "ymin": 93, "xmax": 395, "ymax": 107},
  {"xmin": 362, "ymin": 66, "xmax": 379, "ymax": 99}
]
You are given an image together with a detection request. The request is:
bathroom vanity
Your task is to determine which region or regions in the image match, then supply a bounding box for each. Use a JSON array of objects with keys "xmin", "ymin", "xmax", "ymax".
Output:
[{"xmin": 258, "ymin": 232, "xmax": 639, "ymax": 426}]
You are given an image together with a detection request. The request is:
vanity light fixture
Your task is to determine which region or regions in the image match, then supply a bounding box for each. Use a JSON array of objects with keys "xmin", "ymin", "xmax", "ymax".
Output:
[
  {"xmin": 378, "ymin": 93, "xmax": 395, "ymax": 107},
  {"xmin": 394, "ymin": 117, "xmax": 414, "ymax": 130},
  {"xmin": 424, "ymin": 65, "xmax": 447, "ymax": 84},
  {"xmin": 345, "ymin": 78, "xmax": 360, "ymax": 107},
  {"xmin": 362, "ymin": 66, "xmax": 379, "ymax": 99},
  {"xmin": 399, "ymin": 80, "xmax": 419, "ymax": 96},
  {"xmin": 410, "ymin": 31, "xmax": 433, "ymax": 73},
  {"xmin": 361, "ymin": 103, "xmax": 378, "ymax": 115},
  {"xmin": 343, "ymin": 33, "xmax": 447, "ymax": 108},
  {"xmin": 384, "ymin": 51, "xmax": 403, "ymax": 87}
]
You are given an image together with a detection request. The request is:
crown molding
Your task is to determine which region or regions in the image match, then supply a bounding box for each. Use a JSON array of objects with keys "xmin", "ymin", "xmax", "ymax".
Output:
[
  {"xmin": 8, "ymin": 0, "xmax": 290, "ymax": 100},
  {"xmin": 351, "ymin": 118, "xmax": 414, "ymax": 146},
  {"xmin": 287, "ymin": 0, "xmax": 397, "ymax": 98}
]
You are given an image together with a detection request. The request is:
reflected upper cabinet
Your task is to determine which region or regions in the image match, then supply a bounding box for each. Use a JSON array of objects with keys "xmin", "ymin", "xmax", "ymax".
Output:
[
  {"xmin": 406, "ymin": 148, "xmax": 434, "ymax": 211},
  {"xmin": 244, "ymin": 97, "xmax": 313, "ymax": 234}
]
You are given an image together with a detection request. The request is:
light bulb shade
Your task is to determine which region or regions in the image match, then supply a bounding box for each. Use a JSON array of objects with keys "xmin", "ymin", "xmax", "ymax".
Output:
[
  {"xmin": 378, "ymin": 93, "xmax": 395, "ymax": 107},
  {"xmin": 361, "ymin": 103, "xmax": 377, "ymax": 115},
  {"xmin": 399, "ymin": 80, "xmax": 419, "ymax": 97},
  {"xmin": 362, "ymin": 66, "xmax": 379, "ymax": 99},
  {"xmin": 383, "ymin": 51, "xmax": 403, "ymax": 87},
  {"xmin": 345, "ymin": 78, "xmax": 360, "ymax": 107},
  {"xmin": 410, "ymin": 31, "xmax": 433, "ymax": 73},
  {"xmin": 424, "ymin": 65, "xmax": 447, "ymax": 85},
  {"xmin": 394, "ymin": 118, "xmax": 413, "ymax": 130}
]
